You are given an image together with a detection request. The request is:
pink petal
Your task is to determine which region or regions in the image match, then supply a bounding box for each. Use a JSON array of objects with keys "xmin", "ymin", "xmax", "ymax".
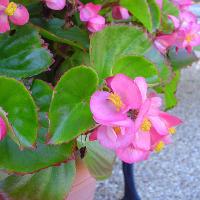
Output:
[
  {"xmin": 149, "ymin": 116, "xmax": 168, "ymax": 135},
  {"xmin": 159, "ymin": 112, "xmax": 182, "ymax": 127},
  {"xmin": 112, "ymin": 6, "xmax": 130, "ymax": 20},
  {"xmin": 0, "ymin": 117, "xmax": 7, "ymax": 140},
  {"xmin": 87, "ymin": 15, "xmax": 105, "ymax": 32},
  {"xmin": 110, "ymin": 74, "xmax": 142, "ymax": 110},
  {"xmin": 79, "ymin": 2, "xmax": 101, "ymax": 22},
  {"xmin": 90, "ymin": 91, "xmax": 128, "ymax": 125},
  {"xmin": 134, "ymin": 77, "xmax": 147, "ymax": 102},
  {"xmin": 97, "ymin": 125, "xmax": 134, "ymax": 149},
  {"xmin": 116, "ymin": 144, "xmax": 149, "ymax": 163},
  {"xmin": 45, "ymin": 0, "xmax": 66, "ymax": 10},
  {"xmin": 133, "ymin": 130, "xmax": 151, "ymax": 151},
  {"xmin": 0, "ymin": 0, "xmax": 8, "ymax": 7},
  {"xmin": 156, "ymin": 0, "xmax": 163, "ymax": 9},
  {"xmin": 0, "ymin": 12, "xmax": 10, "ymax": 33},
  {"xmin": 9, "ymin": 4, "xmax": 29, "ymax": 25}
]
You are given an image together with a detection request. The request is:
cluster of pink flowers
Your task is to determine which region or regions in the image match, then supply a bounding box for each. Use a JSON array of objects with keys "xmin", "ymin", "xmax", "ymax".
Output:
[
  {"xmin": 155, "ymin": 0, "xmax": 200, "ymax": 54},
  {"xmin": 78, "ymin": 2, "xmax": 105, "ymax": 33},
  {"xmin": 0, "ymin": 117, "xmax": 7, "ymax": 141},
  {"xmin": 78, "ymin": 2, "xmax": 130, "ymax": 32},
  {"xmin": 90, "ymin": 74, "xmax": 182, "ymax": 163}
]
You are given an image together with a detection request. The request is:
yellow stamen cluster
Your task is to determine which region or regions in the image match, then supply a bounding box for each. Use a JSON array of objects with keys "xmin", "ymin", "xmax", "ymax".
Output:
[
  {"xmin": 186, "ymin": 34, "xmax": 193, "ymax": 43},
  {"xmin": 169, "ymin": 127, "xmax": 176, "ymax": 135},
  {"xmin": 108, "ymin": 93, "xmax": 123, "ymax": 111},
  {"xmin": 5, "ymin": 2, "xmax": 17, "ymax": 16},
  {"xmin": 140, "ymin": 118, "xmax": 152, "ymax": 132},
  {"xmin": 155, "ymin": 141, "xmax": 165, "ymax": 153},
  {"xmin": 113, "ymin": 127, "xmax": 121, "ymax": 135}
]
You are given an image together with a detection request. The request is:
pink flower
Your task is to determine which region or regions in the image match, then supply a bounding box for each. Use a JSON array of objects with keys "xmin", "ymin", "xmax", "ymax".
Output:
[
  {"xmin": 156, "ymin": 0, "xmax": 163, "ymax": 9},
  {"xmin": 79, "ymin": 2, "xmax": 101, "ymax": 22},
  {"xmin": 44, "ymin": 0, "xmax": 66, "ymax": 10},
  {"xmin": 112, "ymin": 6, "xmax": 130, "ymax": 20},
  {"xmin": 90, "ymin": 74, "xmax": 142, "ymax": 127},
  {"xmin": 0, "ymin": 0, "xmax": 29, "ymax": 33},
  {"xmin": 0, "ymin": 117, "xmax": 7, "ymax": 141},
  {"xmin": 87, "ymin": 15, "xmax": 105, "ymax": 33}
]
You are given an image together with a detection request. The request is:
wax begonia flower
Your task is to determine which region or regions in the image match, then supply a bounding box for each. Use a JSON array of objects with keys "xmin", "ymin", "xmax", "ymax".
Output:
[
  {"xmin": 87, "ymin": 15, "xmax": 105, "ymax": 33},
  {"xmin": 0, "ymin": 0, "xmax": 29, "ymax": 33},
  {"xmin": 0, "ymin": 117, "xmax": 7, "ymax": 141},
  {"xmin": 79, "ymin": 2, "xmax": 101, "ymax": 22},
  {"xmin": 44, "ymin": 0, "xmax": 66, "ymax": 10},
  {"xmin": 90, "ymin": 74, "xmax": 142, "ymax": 126},
  {"xmin": 112, "ymin": 6, "xmax": 130, "ymax": 20}
]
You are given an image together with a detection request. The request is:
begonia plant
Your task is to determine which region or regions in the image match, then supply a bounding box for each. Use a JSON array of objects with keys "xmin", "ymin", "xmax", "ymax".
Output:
[{"xmin": 0, "ymin": 0, "xmax": 199, "ymax": 199}]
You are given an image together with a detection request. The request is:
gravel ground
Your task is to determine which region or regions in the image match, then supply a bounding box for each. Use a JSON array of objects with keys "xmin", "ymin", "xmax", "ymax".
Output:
[{"xmin": 95, "ymin": 60, "xmax": 200, "ymax": 200}]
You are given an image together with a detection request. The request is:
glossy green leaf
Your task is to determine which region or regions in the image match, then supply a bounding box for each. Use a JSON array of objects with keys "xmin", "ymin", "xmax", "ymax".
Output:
[
  {"xmin": 168, "ymin": 48, "xmax": 198, "ymax": 70},
  {"xmin": 31, "ymin": 18, "xmax": 89, "ymax": 49},
  {"xmin": 0, "ymin": 136, "xmax": 74, "ymax": 173},
  {"xmin": 0, "ymin": 25, "xmax": 53, "ymax": 78},
  {"xmin": 113, "ymin": 55, "xmax": 160, "ymax": 84},
  {"xmin": 90, "ymin": 26, "xmax": 151, "ymax": 83},
  {"xmin": 31, "ymin": 80, "xmax": 53, "ymax": 112},
  {"xmin": 0, "ymin": 161, "xmax": 75, "ymax": 200},
  {"xmin": 49, "ymin": 66, "xmax": 98, "ymax": 144},
  {"xmin": 120, "ymin": 0, "xmax": 160, "ymax": 32},
  {"xmin": 0, "ymin": 77, "xmax": 38, "ymax": 148},
  {"xmin": 164, "ymin": 71, "xmax": 180, "ymax": 110},
  {"xmin": 77, "ymin": 136, "xmax": 115, "ymax": 180}
]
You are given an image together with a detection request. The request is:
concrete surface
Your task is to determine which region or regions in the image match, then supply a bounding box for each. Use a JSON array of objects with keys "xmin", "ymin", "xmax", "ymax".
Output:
[{"xmin": 95, "ymin": 60, "xmax": 200, "ymax": 200}]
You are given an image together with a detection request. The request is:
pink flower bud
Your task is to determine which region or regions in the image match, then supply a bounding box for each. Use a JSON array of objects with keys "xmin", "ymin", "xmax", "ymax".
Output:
[
  {"xmin": 0, "ymin": 117, "xmax": 7, "ymax": 141},
  {"xmin": 44, "ymin": 0, "xmax": 66, "ymax": 10},
  {"xmin": 112, "ymin": 6, "xmax": 130, "ymax": 20},
  {"xmin": 87, "ymin": 15, "xmax": 105, "ymax": 32},
  {"xmin": 79, "ymin": 2, "xmax": 101, "ymax": 22}
]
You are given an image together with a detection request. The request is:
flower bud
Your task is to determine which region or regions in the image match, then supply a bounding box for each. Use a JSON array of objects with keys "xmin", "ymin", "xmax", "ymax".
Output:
[
  {"xmin": 112, "ymin": 6, "xmax": 130, "ymax": 20},
  {"xmin": 87, "ymin": 15, "xmax": 105, "ymax": 32},
  {"xmin": 44, "ymin": 0, "xmax": 66, "ymax": 10},
  {"xmin": 0, "ymin": 117, "xmax": 7, "ymax": 141}
]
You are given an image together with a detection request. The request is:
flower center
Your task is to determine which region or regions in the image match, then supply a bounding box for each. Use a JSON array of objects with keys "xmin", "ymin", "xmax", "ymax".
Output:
[
  {"xmin": 169, "ymin": 127, "xmax": 176, "ymax": 135},
  {"xmin": 185, "ymin": 34, "xmax": 194, "ymax": 43},
  {"xmin": 108, "ymin": 93, "xmax": 123, "ymax": 111},
  {"xmin": 140, "ymin": 118, "xmax": 152, "ymax": 132},
  {"xmin": 128, "ymin": 109, "xmax": 139, "ymax": 121},
  {"xmin": 5, "ymin": 2, "xmax": 17, "ymax": 16},
  {"xmin": 113, "ymin": 127, "xmax": 121, "ymax": 135},
  {"xmin": 155, "ymin": 141, "xmax": 165, "ymax": 153}
]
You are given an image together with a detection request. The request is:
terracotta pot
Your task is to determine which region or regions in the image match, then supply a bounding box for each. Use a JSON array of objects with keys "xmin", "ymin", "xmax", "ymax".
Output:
[{"xmin": 66, "ymin": 159, "xmax": 96, "ymax": 200}]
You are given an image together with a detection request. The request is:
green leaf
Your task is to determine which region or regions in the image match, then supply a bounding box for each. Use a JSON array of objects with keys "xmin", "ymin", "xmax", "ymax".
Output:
[
  {"xmin": 90, "ymin": 26, "xmax": 151, "ymax": 83},
  {"xmin": 77, "ymin": 136, "xmax": 115, "ymax": 180},
  {"xmin": 31, "ymin": 18, "xmax": 89, "ymax": 49},
  {"xmin": 0, "ymin": 137, "xmax": 74, "ymax": 173},
  {"xmin": 164, "ymin": 71, "xmax": 180, "ymax": 110},
  {"xmin": 0, "ymin": 76, "xmax": 38, "ymax": 148},
  {"xmin": 113, "ymin": 55, "xmax": 160, "ymax": 84},
  {"xmin": 120, "ymin": 0, "xmax": 160, "ymax": 32},
  {"xmin": 168, "ymin": 48, "xmax": 198, "ymax": 70},
  {"xmin": 49, "ymin": 66, "xmax": 98, "ymax": 144},
  {"xmin": 0, "ymin": 25, "xmax": 53, "ymax": 78},
  {"xmin": 31, "ymin": 80, "xmax": 53, "ymax": 112},
  {"xmin": 0, "ymin": 161, "xmax": 75, "ymax": 200},
  {"xmin": 145, "ymin": 46, "xmax": 172, "ymax": 84}
]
